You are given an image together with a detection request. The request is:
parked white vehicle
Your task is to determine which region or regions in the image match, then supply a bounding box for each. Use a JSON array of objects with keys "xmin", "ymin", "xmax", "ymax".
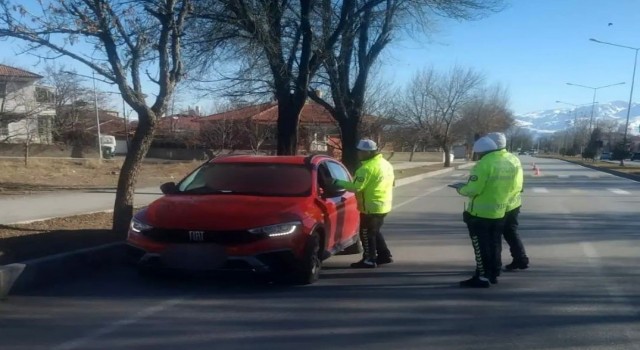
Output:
[{"xmin": 100, "ymin": 134, "xmax": 117, "ymax": 158}]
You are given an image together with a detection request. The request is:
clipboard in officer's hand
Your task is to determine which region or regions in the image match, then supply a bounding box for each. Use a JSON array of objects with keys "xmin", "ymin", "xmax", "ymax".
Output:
[{"xmin": 447, "ymin": 182, "xmax": 466, "ymax": 189}]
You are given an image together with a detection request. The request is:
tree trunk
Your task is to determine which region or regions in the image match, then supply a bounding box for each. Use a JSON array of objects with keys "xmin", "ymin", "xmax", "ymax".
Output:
[
  {"xmin": 276, "ymin": 100, "xmax": 301, "ymax": 155},
  {"xmin": 409, "ymin": 141, "xmax": 417, "ymax": 162},
  {"xmin": 112, "ymin": 112, "xmax": 156, "ymax": 235},
  {"xmin": 340, "ymin": 118, "xmax": 360, "ymax": 173},
  {"xmin": 443, "ymin": 144, "xmax": 452, "ymax": 167},
  {"xmin": 23, "ymin": 140, "xmax": 29, "ymax": 167}
]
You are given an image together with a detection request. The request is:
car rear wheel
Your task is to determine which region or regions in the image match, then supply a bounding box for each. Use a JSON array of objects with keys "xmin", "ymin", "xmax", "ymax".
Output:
[{"xmin": 289, "ymin": 232, "xmax": 322, "ymax": 285}]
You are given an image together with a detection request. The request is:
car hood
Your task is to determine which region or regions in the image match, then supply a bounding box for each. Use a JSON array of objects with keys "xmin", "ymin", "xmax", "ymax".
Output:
[{"xmin": 144, "ymin": 194, "xmax": 307, "ymax": 231}]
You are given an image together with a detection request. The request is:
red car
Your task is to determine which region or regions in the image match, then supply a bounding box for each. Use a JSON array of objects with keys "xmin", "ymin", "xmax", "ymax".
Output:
[{"xmin": 126, "ymin": 154, "xmax": 361, "ymax": 284}]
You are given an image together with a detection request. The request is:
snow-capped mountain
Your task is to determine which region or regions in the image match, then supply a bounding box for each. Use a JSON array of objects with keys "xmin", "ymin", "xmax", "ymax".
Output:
[{"xmin": 516, "ymin": 101, "xmax": 640, "ymax": 135}]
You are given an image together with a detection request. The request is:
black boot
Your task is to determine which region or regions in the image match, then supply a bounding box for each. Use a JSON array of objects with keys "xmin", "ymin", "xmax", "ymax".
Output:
[
  {"xmin": 376, "ymin": 255, "xmax": 393, "ymax": 265},
  {"xmin": 459, "ymin": 276, "xmax": 490, "ymax": 288},
  {"xmin": 350, "ymin": 259, "xmax": 376, "ymax": 269},
  {"xmin": 504, "ymin": 258, "xmax": 529, "ymax": 271}
]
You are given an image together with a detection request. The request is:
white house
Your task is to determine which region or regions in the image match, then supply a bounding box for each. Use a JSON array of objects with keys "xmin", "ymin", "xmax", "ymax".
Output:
[{"xmin": 0, "ymin": 64, "xmax": 56, "ymax": 144}]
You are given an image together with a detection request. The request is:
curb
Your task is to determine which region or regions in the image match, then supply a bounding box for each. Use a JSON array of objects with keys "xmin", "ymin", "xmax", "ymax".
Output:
[
  {"xmin": 0, "ymin": 162, "xmax": 476, "ymax": 298},
  {"xmin": 0, "ymin": 242, "xmax": 126, "ymax": 299}
]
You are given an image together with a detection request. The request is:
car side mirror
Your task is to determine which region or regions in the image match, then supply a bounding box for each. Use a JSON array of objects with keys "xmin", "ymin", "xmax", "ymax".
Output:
[
  {"xmin": 322, "ymin": 187, "xmax": 346, "ymax": 199},
  {"xmin": 160, "ymin": 181, "xmax": 178, "ymax": 195}
]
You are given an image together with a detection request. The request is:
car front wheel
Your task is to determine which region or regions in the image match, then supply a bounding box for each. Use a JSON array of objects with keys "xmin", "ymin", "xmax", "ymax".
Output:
[{"xmin": 290, "ymin": 232, "xmax": 322, "ymax": 285}]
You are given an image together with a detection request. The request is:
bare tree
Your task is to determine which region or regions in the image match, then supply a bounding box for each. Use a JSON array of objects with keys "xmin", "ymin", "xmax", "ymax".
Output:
[
  {"xmin": 200, "ymin": 118, "xmax": 241, "ymax": 158},
  {"xmin": 0, "ymin": 0, "xmax": 193, "ymax": 233},
  {"xmin": 505, "ymin": 126, "xmax": 534, "ymax": 153},
  {"xmin": 309, "ymin": 0, "xmax": 504, "ymax": 171},
  {"xmin": 398, "ymin": 66, "xmax": 484, "ymax": 167},
  {"xmin": 244, "ymin": 121, "xmax": 275, "ymax": 154},
  {"xmin": 190, "ymin": 0, "xmax": 355, "ymax": 155},
  {"xmin": 0, "ymin": 75, "xmax": 55, "ymax": 166},
  {"xmin": 453, "ymin": 83, "xmax": 514, "ymax": 158},
  {"xmin": 42, "ymin": 64, "xmax": 114, "ymax": 144}
]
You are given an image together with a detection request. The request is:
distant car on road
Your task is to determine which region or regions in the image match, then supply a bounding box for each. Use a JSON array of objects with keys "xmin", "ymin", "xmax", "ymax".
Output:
[
  {"xmin": 518, "ymin": 151, "xmax": 527, "ymax": 155},
  {"xmin": 127, "ymin": 154, "xmax": 361, "ymax": 285},
  {"xmin": 600, "ymin": 152, "xmax": 611, "ymax": 160}
]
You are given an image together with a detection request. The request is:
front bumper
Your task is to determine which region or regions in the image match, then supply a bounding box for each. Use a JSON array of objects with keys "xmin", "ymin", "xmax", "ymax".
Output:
[{"xmin": 128, "ymin": 244, "xmax": 298, "ymax": 273}]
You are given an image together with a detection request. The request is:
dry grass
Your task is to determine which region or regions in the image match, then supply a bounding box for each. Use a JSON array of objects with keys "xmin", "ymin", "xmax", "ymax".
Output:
[
  {"xmin": 0, "ymin": 158, "xmax": 202, "ymax": 194},
  {"xmin": 0, "ymin": 211, "xmax": 116, "ymax": 265}
]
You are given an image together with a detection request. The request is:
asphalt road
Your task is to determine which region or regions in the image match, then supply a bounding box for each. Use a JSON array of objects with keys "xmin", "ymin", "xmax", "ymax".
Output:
[{"xmin": 1, "ymin": 155, "xmax": 640, "ymax": 350}]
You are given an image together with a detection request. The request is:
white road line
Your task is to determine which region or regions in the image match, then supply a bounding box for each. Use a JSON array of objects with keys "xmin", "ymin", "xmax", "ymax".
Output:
[
  {"xmin": 393, "ymin": 185, "xmax": 448, "ymax": 210},
  {"xmin": 531, "ymin": 187, "xmax": 549, "ymax": 193},
  {"xmin": 52, "ymin": 296, "xmax": 188, "ymax": 350},
  {"xmin": 450, "ymin": 173, "xmax": 464, "ymax": 177},
  {"xmin": 608, "ymin": 188, "xmax": 631, "ymax": 195},
  {"xmin": 558, "ymin": 175, "xmax": 570, "ymax": 179}
]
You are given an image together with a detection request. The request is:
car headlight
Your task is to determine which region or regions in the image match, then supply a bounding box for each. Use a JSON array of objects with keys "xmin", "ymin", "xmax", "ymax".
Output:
[
  {"xmin": 130, "ymin": 217, "xmax": 153, "ymax": 233},
  {"xmin": 248, "ymin": 221, "xmax": 301, "ymax": 237}
]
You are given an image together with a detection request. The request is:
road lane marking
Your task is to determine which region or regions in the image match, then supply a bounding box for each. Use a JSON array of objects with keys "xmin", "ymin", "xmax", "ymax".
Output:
[
  {"xmin": 608, "ymin": 188, "xmax": 631, "ymax": 195},
  {"xmin": 393, "ymin": 185, "xmax": 448, "ymax": 210},
  {"xmin": 558, "ymin": 175, "xmax": 570, "ymax": 178},
  {"xmin": 52, "ymin": 296, "xmax": 188, "ymax": 350},
  {"xmin": 531, "ymin": 187, "xmax": 548, "ymax": 193},
  {"xmin": 450, "ymin": 173, "xmax": 464, "ymax": 177}
]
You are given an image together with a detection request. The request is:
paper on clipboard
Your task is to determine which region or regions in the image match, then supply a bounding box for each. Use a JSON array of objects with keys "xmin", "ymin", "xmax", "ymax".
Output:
[{"xmin": 447, "ymin": 182, "xmax": 466, "ymax": 189}]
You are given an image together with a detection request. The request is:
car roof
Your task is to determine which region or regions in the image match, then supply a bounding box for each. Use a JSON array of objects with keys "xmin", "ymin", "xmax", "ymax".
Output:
[{"xmin": 210, "ymin": 154, "xmax": 333, "ymax": 166}]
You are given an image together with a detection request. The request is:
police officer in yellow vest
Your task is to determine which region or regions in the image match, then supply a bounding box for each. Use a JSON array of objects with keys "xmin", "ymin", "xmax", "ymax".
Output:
[
  {"xmin": 456, "ymin": 135, "xmax": 519, "ymax": 287},
  {"xmin": 487, "ymin": 132, "xmax": 529, "ymax": 271},
  {"xmin": 333, "ymin": 139, "xmax": 395, "ymax": 268}
]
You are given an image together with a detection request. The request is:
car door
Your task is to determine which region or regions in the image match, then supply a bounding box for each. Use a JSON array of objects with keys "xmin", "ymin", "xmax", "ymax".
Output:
[
  {"xmin": 315, "ymin": 162, "xmax": 341, "ymax": 251},
  {"xmin": 324, "ymin": 161, "xmax": 359, "ymax": 249}
]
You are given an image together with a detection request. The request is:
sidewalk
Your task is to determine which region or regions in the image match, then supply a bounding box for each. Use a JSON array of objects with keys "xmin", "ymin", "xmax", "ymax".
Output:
[{"xmin": 0, "ymin": 187, "xmax": 162, "ymax": 225}]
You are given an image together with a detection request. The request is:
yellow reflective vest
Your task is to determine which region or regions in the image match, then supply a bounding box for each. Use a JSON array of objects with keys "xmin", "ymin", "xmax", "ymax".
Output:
[
  {"xmin": 457, "ymin": 149, "xmax": 519, "ymax": 219},
  {"xmin": 503, "ymin": 151, "xmax": 524, "ymax": 211},
  {"xmin": 334, "ymin": 154, "xmax": 395, "ymax": 214}
]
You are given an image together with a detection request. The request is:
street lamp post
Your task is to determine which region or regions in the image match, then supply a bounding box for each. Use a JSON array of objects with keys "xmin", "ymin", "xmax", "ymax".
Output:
[
  {"xmin": 565, "ymin": 82, "xmax": 625, "ymax": 131},
  {"xmin": 92, "ymin": 71, "xmax": 103, "ymax": 162},
  {"xmin": 102, "ymin": 90, "xmax": 130, "ymax": 152},
  {"xmin": 590, "ymin": 38, "xmax": 639, "ymax": 166},
  {"xmin": 63, "ymin": 70, "xmax": 103, "ymax": 161}
]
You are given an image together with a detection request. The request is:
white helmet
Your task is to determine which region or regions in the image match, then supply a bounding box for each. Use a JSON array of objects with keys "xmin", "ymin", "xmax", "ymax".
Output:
[{"xmin": 356, "ymin": 139, "xmax": 378, "ymax": 151}]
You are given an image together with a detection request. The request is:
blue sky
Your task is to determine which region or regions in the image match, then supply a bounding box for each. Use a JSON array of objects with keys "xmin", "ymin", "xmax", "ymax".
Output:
[
  {"xmin": 1, "ymin": 0, "xmax": 639, "ymax": 116},
  {"xmin": 382, "ymin": 0, "xmax": 640, "ymax": 114}
]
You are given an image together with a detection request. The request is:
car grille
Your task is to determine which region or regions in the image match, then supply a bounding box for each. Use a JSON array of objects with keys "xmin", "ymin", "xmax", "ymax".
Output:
[{"xmin": 142, "ymin": 228, "xmax": 263, "ymax": 245}]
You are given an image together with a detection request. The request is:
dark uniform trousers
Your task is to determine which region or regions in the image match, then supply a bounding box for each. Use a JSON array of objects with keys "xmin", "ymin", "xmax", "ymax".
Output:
[
  {"xmin": 360, "ymin": 213, "xmax": 391, "ymax": 262},
  {"xmin": 463, "ymin": 211, "xmax": 504, "ymax": 279},
  {"xmin": 503, "ymin": 206, "xmax": 528, "ymax": 262}
]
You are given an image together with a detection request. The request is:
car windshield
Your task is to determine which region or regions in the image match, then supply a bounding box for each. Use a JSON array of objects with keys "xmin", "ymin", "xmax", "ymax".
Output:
[{"xmin": 177, "ymin": 162, "xmax": 312, "ymax": 197}]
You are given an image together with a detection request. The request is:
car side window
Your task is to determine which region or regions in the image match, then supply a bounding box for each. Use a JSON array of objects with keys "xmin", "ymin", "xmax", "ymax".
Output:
[
  {"xmin": 326, "ymin": 161, "xmax": 351, "ymax": 182},
  {"xmin": 317, "ymin": 163, "xmax": 332, "ymax": 190}
]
